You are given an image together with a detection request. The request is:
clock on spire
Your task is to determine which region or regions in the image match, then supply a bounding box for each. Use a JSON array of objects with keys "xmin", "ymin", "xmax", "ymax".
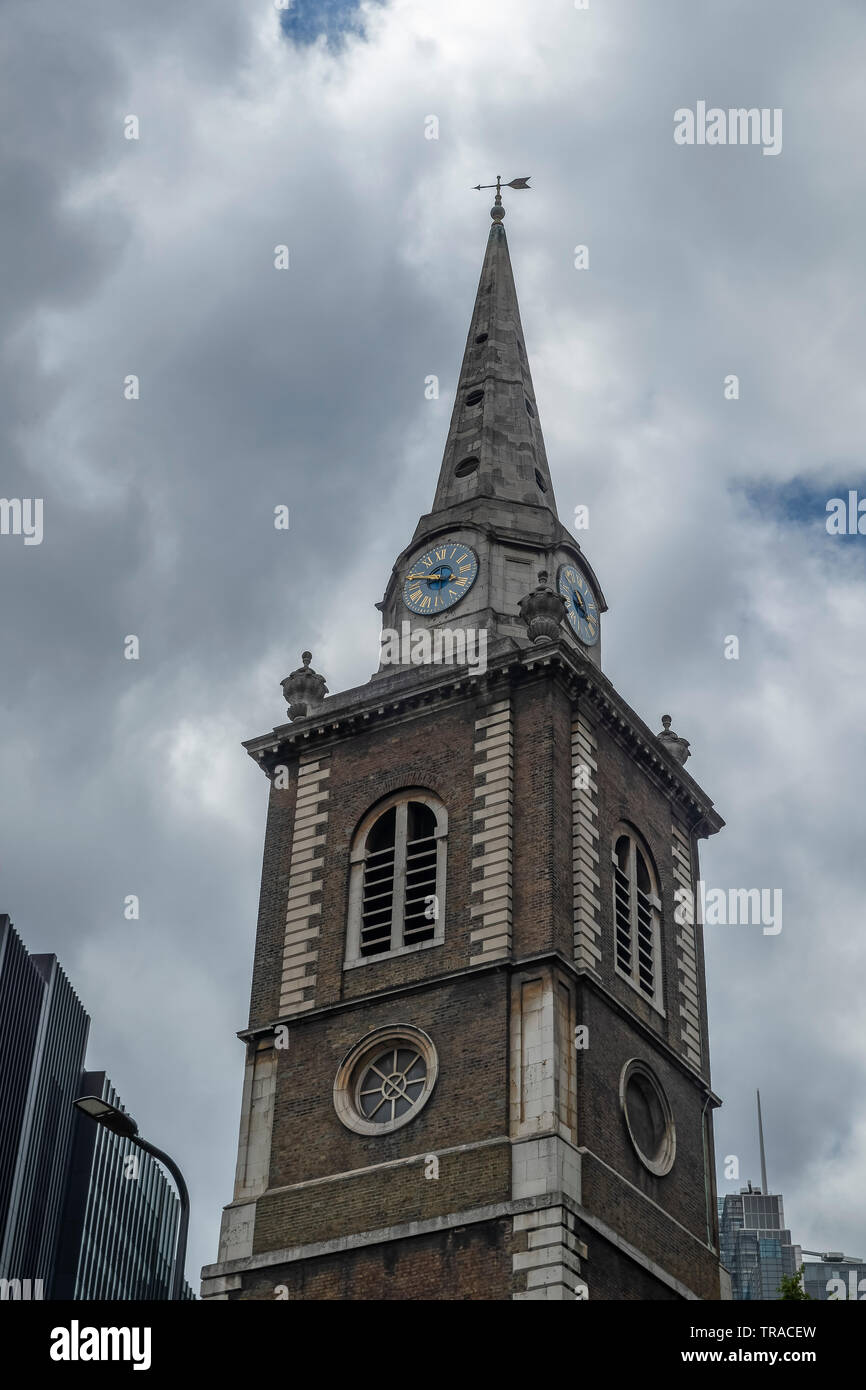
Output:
[{"xmin": 376, "ymin": 185, "xmax": 607, "ymax": 672}]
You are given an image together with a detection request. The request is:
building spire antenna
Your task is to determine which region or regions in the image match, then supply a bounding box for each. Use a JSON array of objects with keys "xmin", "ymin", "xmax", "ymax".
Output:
[
  {"xmin": 757, "ymin": 1089, "xmax": 769, "ymax": 1195},
  {"xmin": 472, "ymin": 175, "xmax": 531, "ymax": 221}
]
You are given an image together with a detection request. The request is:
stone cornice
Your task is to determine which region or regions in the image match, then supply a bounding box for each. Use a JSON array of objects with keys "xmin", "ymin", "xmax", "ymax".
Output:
[{"xmin": 244, "ymin": 642, "xmax": 723, "ymax": 837}]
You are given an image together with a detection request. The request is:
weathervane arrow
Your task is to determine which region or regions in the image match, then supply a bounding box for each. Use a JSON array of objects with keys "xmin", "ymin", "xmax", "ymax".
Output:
[
  {"xmin": 472, "ymin": 175, "xmax": 531, "ymax": 222},
  {"xmin": 472, "ymin": 176, "xmax": 531, "ymax": 193}
]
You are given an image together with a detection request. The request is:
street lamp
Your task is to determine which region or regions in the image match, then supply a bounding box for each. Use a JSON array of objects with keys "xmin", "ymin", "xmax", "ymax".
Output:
[{"xmin": 73, "ymin": 1096, "xmax": 190, "ymax": 1301}]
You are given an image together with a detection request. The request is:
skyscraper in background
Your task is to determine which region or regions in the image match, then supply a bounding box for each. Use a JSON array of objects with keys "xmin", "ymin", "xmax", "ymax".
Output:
[
  {"xmin": 718, "ymin": 1186, "xmax": 801, "ymax": 1300},
  {"xmin": 0, "ymin": 914, "xmax": 191, "ymax": 1299},
  {"xmin": 0, "ymin": 915, "xmax": 89, "ymax": 1294},
  {"xmin": 718, "ymin": 1090, "xmax": 801, "ymax": 1300},
  {"xmin": 801, "ymin": 1253, "xmax": 866, "ymax": 1301}
]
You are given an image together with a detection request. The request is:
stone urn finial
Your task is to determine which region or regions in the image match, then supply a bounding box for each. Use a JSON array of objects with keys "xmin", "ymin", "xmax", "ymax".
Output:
[
  {"xmin": 281, "ymin": 651, "xmax": 328, "ymax": 721},
  {"xmin": 518, "ymin": 570, "xmax": 567, "ymax": 644},
  {"xmin": 657, "ymin": 714, "xmax": 690, "ymax": 765}
]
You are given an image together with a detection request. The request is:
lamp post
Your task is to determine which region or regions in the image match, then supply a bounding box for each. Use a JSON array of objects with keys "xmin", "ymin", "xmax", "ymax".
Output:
[{"xmin": 73, "ymin": 1095, "xmax": 190, "ymax": 1301}]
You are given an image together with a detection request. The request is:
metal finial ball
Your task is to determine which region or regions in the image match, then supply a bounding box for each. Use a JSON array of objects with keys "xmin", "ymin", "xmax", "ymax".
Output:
[{"xmin": 491, "ymin": 204, "xmax": 505, "ymax": 221}]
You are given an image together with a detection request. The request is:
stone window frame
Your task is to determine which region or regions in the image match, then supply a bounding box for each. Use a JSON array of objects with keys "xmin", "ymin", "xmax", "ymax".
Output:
[
  {"xmin": 333, "ymin": 1025, "xmax": 439, "ymax": 1136},
  {"xmin": 611, "ymin": 822, "xmax": 665, "ymax": 1015},
  {"xmin": 619, "ymin": 1057, "xmax": 676, "ymax": 1176},
  {"xmin": 344, "ymin": 789, "xmax": 447, "ymax": 969}
]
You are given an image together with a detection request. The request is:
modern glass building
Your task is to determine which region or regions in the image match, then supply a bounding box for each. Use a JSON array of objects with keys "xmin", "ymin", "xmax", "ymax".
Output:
[
  {"xmin": 0, "ymin": 915, "xmax": 46, "ymax": 1264},
  {"xmin": 0, "ymin": 915, "xmax": 192, "ymax": 1299},
  {"xmin": 54, "ymin": 1070, "xmax": 193, "ymax": 1299},
  {"xmin": 0, "ymin": 916, "xmax": 89, "ymax": 1295},
  {"xmin": 802, "ymin": 1257, "xmax": 866, "ymax": 1302},
  {"xmin": 718, "ymin": 1187, "xmax": 802, "ymax": 1300}
]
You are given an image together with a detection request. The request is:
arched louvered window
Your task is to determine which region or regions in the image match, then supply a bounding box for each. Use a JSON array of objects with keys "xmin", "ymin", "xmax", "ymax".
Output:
[
  {"xmin": 612, "ymin": 828, "xmax": 662, "ymax": 1007},
  {"xmin": 346, "ymin": 792, "xmax": 447, "ymax": 966}
]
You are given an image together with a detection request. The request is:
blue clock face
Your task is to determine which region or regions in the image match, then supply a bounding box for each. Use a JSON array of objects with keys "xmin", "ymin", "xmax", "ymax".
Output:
[
  {"xmin": 402, "ymin": 542, "xmax": 479, "ymax": 615},
  {"xmin": 558, "ymin": 564, "xmax": 599, "ymax": 646}
]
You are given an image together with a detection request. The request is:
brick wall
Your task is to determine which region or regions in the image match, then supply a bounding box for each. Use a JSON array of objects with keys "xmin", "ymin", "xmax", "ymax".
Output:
[
  {"xmin": 243, "ymin": 1220, "xmax": 513, "ymax": 1301},
  {"xmin": 247, "ymin": 771, "xmax": 297, "ymax": 1031},
  {"xmin": 315, "ymin": 701, "xmax": 479, "ymax": 1005},
  {"xmin": 228, "ymin": 657, "xmax": 721, "ymax": 1300},
  {"xmin": 571, "ymin": 1212, "xmax": 684, "ymax": 1300},
  {"xmin": 259, "ymin": 972, "xmax": 510, "ymax": 1248},
  {"xmin": 588, "ymin": 704, "xmax": 709, "ymax": 1077},
  {"xmin": 511, "ymin": 675, "xmax": 574, "ymax": 960},
  {"xmin": 576, "ymin": 982, "xmax": 716, "ymax": 1269},
  {"xmin": 255, "ymin": 1142, "xmax": 511, "ymax": 1254}
]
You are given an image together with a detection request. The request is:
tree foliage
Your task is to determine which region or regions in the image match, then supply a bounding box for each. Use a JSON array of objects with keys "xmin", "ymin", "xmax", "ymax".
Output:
[{"xmin": 778, "ymin": 1265, "xmax": 811, "ymax": 1300}]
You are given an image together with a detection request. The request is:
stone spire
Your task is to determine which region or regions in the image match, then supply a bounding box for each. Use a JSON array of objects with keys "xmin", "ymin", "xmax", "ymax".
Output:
[
  {"xmin": 375, "ymin": 195, "xmax": 606, "ymax": 676},
  {"xmin": 429, "ymin": 206, "xmax": 558, "ymax": 519}
]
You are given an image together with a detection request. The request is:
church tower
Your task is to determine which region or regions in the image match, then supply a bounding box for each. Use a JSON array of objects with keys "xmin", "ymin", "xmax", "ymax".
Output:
[{"xmin": 202, "ymin": 190, "xmax": 728, "ymax": 1301}]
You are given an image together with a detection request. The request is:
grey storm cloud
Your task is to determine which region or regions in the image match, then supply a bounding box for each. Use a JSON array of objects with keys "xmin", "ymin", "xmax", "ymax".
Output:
[{"xmin": 2, "ymin": 0, "xmax": 865, "ymax": 1284}]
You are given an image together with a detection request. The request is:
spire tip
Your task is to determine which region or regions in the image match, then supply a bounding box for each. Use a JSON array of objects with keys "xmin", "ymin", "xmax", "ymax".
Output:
[{"xmin": 474, "ymin": 175, "xmax": 531, "ymax": 223}]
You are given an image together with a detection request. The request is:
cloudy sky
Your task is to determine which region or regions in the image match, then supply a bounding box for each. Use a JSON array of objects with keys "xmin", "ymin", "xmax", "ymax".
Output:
[{"xmin": 2, "ymin": 0, "xmax": 865, "ymax": 1288}]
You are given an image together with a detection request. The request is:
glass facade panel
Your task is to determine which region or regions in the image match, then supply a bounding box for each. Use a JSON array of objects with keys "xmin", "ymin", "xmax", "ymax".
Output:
[
  {"xmin": 1, "ymin": 921, "xmax": 194, "ymax": 1299},
  {"xmin": 719, "ymin": 1189, "xmax": 800, "ymax": 1300}
]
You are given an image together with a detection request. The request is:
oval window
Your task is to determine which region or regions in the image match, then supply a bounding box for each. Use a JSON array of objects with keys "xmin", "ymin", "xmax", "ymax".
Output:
[
  {"xmin": 455, "ymin": 456, "xmax": 479, "ymax": 478},
  {"xmin": 620, "ymin": 1059, "xmax": 676, "ymax": 1176}
]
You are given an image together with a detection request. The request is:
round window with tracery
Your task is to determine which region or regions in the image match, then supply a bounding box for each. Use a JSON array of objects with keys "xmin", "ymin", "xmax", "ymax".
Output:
[
  {"xmin": 334, "ymin": 1026, "xmax": 438, "ymax": 1135},
  {"xmin": 357, "ymin": 1047, "xmax": 427, "ymax": 1124}
]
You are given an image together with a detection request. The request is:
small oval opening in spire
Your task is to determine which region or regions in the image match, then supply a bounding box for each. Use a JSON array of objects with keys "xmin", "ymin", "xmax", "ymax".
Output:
[
  {"xmin": 535, "ymin": 469, "xmax": 547, "ymax": 492},
  {"xmin": 475, "ymin": 332, "xmax": 488, "ymax": 344},
  {"xmin": 465, "ymin": 389, "xmax": 484, "ymax": 407},
  {"xmin": 455, "ymin": 456, "xmax": 479, "ymax": 478},
  {"xmin": 525, "ymin": 397, "xmax": 535, "ymax": 417}
]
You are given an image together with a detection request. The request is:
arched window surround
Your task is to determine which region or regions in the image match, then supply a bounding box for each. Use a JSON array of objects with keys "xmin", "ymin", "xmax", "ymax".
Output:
[
  {"xmin": 611, "ymin": 823, "xmax": 665, "ymax": 1015},
  {"xmin": 345, "ymin": 789, "xmax": 448, "ymax": 968}
]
